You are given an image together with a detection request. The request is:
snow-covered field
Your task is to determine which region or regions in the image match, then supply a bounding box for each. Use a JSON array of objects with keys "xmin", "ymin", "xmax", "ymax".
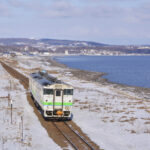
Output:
[
  {"xmin": 1, "ymin": 55, "xmax": 150, "ymax": 150},
  {"xmin": 0, "ymin": 63, "xmax": 61, "ymax": 150}
]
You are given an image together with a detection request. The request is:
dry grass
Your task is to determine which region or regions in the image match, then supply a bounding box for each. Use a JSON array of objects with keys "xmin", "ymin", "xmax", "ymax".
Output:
[
  {"xmin": 119, "ymin": 117, "xmax": 137, "ymax": 123},
  {"xmin": 81, "ymin": 105, "xmax": 89, "ymax": 109},
  {"xmin": 102, "ymin": 120, "xmax": 107, "ymax": 123},
  {"xmin": 101, "ymin": 117, "xmax": 109, "ymax": 120},
  {"xmin": 144, "ymin": 122, "xmax": 150, "ymax": 124},
  {"xmin": 125, "ymin": 111, "xmax": 135, "ymax": 114},
  {"xmin": 47, "ymin": 70, "xmax": 59, "ymax": 74},
  {"xmin": 138, "ymin": 106, "xmax": 150, "ymax": 110},
  {"xmin": 74, "ymin": 99, "xmax": 80, "ymax": 103},
  {"xmin": 17, "ymin": 112, "xmax": 23, "ymax": 116},
  {"xmin": 3, "ymin": 86, "xmax": 10, "ymax": 91},
  {"xmin": 6, "ymin": 107, "xmax": 18, "ymax": 110},
  {"xmin": 112, "ymin": 110, "xmax": 125, "ymax": 113},
  {"xmin": 95, "ymin": 107, "xmax": 101, "ymax": 111},
  {"xmin": 144, "ymin": 129, "xmax": 150, "ymax": 133},
  {"xmin": 127, "ymin": 102, "xmax": 132, "ymax": 105},
  {"xmin": 79, "ymin": 101, "xmax": 88, "ymax": 104},
  {"xmin": 110, "ymin": 119, "xmax": 115, "ymax": 123},
  {"xmin": 104, "ymin": 106, "xmax": 113, "ymax": 110},
  {"xmin": 138, "ymin": 106, "xmax": 146, "ymax": 109},
  {"xmin": 131, "ymin": 130, "xmax": 136, "ymax": 134},
  {"xmin": 3, "ymin": 59, "xmax": 18, "ymax": 66},
  {"xmin": 141, "ymin": 117, "xmax": 150, "ymax": 121},
  {"xmin": 145, "ymin": 110, "xmax": 150, "ymax": 113},
  {"xmin": 133, "ymin": 101, "xmax": 143, "ymax": 104}
]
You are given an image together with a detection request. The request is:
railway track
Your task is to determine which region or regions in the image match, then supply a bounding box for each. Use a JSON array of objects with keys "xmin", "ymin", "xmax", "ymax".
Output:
[
  {"xmin": 53, "ymin": 121, "xmax": 95, "ymax": 150},
  {"xmin": 0, "ymin": 60, "xmax": 101, "ymax": 150}
]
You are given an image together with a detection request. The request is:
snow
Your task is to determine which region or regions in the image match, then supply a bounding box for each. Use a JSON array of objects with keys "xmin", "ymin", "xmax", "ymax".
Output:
[
  {"xmin": 3, "ymin": 55, "xmax": 150, "ymax": 150},
  {"xmin": 0, "ymin": 64, "xmax": 61, "ymax": 150}
]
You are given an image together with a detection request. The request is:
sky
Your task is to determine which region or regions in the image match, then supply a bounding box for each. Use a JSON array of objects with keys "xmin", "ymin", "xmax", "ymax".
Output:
[{"xmin": 0, "ymin": 0, "xmax": 150, "ymax": 45}]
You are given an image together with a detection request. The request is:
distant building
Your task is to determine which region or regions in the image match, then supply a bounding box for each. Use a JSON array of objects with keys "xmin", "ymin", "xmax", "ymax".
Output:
[
  {"xmin": 43, "ymin": 52, "xmax": 50, "ymax": 56},
  {"xmin": 15, "ymin": 52, "xmax": 23, "ymax": 56},
  {"xmin": 65, "ymin": 50, "xmax": 69, "ymax": 55},
  {"xmin": 3, "ymin": 52, "xmax": 10, "ymax": 57},
  {"xmin": 138, "ymin": 46, "xmax": 150, "ymax": 49},
  {"xmin": 31, "ymin": 52, "xmax": 38, "ymax": 55},
  {"xmin": 24, "ymin": 46, "xmax": 30, "ymax": 51}
]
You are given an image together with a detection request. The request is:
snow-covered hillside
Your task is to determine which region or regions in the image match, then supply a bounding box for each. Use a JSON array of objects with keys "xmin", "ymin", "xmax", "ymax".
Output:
[
  {"xmin": 0, "ymin": 63, "xmax": 61, "ymax": 150},
  {"xmin": 15, "ymin": 55, "xmax": 150, "ymax": 150}
]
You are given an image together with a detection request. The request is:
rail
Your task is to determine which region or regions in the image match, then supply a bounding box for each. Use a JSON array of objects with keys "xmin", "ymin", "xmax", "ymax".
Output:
[
  {"xmin": 53, "ymin": 122, "xmax": 78, "ymax": 150},
  {"xmin": 64, "ymin": 121, "xmax": 95, "ymax": 150},
  {"xmin": 53, "ymin": 121, "xmax": 95, "ymax": 150}
]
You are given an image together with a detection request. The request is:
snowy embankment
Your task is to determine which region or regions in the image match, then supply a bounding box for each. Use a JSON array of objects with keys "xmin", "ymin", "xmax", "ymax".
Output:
[
  {"xmin": 59, "ymin": 70, "xmax": 150, "ymax": 150},
  {"xmin": 8, "ymin": 56, "xmax": 150, "ymax": 150},
  {"xmin": 0, "ymin": 63, "xmax": 61, "ymax": 150}
]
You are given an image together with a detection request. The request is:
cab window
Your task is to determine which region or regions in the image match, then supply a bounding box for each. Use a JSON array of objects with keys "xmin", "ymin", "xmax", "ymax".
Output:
[
  {"xmin": 43, "ymin": 89, "xmax": 53, "ymax": 95},
  {"xmin": 64, "ymin": 89, "xmax": 73, "ymax": 95},
  {"xmin": 56, "ymin": 90, "xmax": 61, "ymax": 96}
]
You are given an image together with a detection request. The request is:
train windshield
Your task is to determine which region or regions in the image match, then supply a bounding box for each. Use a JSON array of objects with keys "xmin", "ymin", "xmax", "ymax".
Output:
[
  {"xmin": 43, "ymin": 89, "xmax": 53, "ymax": 95},
  {"xmin": 64, "ymin": 89, "xmax": 73, "ymax": 95}
]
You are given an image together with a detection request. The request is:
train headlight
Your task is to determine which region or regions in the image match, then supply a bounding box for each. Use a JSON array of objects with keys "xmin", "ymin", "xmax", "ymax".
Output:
[{"xmin": 65, "ymin": 106, "xmax": 70, "ymax": 111}]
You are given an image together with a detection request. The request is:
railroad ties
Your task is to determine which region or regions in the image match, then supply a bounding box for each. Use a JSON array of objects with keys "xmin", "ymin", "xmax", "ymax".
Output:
[{"xmin": 53, "ymin": 121, "xmax": 95, "ymax": 150}]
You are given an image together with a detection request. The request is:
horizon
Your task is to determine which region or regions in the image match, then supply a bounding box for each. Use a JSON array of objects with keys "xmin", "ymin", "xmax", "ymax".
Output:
[
  {"xmin": 0, "ymin": 37, "xmax": 149, "ymax": 46},
  {"xmin": 0, "ymin": 0, "xmax": 150, "ymax": 45}
]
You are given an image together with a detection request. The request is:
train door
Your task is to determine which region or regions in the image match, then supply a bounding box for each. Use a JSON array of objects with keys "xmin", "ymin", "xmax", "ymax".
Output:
[{"xmin": 54, "ymin": 89, "xmax": 63, "ymax": 111}]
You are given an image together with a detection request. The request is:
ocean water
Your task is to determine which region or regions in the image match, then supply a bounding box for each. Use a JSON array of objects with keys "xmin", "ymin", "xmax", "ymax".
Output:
[{"xmin": 54, "ymin": 56, "xmax": 150, "ymax": 88}]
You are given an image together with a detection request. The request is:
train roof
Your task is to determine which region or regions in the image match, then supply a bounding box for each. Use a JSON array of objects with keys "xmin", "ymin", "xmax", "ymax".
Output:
[{"xmin": 30, "ymin": 71, "xmax": 70, "ymax": 87}]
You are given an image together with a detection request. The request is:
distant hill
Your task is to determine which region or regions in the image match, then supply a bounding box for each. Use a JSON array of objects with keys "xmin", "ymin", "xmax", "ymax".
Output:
[
  {"xmin": 0, "ymin": 38, "xmax": 107, "ymax": 47},
  {"xmin": 0, "ymin": 38, "xmax": 36, "ymax": 45},
  {"xmin": 0, "ymin": 38, "xmax": 150, "ymax": 55}
]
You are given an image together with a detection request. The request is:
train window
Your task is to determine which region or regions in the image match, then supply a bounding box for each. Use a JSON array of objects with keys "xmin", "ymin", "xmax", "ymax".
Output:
[
  {"xmin": 64, "ymin": 89, "xmax": 73, "ymax": 95},
  {"xmin": 56, "ymin": 90, "xmax": 61, "ymax": 96},
  {"xmin": 43, "ymin": 89, "xmax": 53, "ymax": 95}
]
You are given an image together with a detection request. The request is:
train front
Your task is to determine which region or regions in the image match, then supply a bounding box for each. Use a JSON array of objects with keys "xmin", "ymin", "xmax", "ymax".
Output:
[{"xmin": 43, "ymin": 84, "xmax": 73, "ymax": 120}]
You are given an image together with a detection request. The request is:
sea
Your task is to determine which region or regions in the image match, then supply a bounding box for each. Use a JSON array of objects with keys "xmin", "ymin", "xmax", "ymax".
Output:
[{"xmin": 54, "ymin": 55, "xmax": 150, "ymax": 88}]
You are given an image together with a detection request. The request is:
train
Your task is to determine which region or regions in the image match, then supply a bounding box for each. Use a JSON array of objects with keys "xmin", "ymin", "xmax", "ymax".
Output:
[{"xmin": 29, "ymin": 70, "xmax": 73, "ymax": 120}]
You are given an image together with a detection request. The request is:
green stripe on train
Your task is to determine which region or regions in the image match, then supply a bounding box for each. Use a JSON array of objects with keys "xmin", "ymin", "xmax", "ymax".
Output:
[
  {"xmin": 31, "ymin": 90, "xmax": 72, "ymax": 106},
  {"xmin": 40, "ymin": 101, "xmax": 72, "ymax": 106}
]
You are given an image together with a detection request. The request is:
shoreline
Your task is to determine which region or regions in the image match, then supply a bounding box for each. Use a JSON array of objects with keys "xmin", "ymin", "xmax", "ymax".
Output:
[
  {"xmin": 49, "ymin": 56, "xmax": 107, "ymax": 82},
  {"xmin": 49, "ymin": 56, "xmax": 150, "ymax": 94}
]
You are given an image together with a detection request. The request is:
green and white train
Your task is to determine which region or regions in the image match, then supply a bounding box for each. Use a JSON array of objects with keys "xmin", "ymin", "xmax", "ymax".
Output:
[{"xmin": 29, "ymin": 71, "xmax": 73, "ymax": 120}]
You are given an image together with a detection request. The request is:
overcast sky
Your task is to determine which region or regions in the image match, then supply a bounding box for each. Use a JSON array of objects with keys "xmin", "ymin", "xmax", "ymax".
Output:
[{"xmin": 0, "ymin": 0, "xmax": 150, "ymax": 45}]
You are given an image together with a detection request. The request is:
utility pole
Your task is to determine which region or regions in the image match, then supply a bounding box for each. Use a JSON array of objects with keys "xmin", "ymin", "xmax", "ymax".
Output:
[
  {"xmin": 8, "ymin": 80, "xmax": 11, "ymax": 107},
  {"xmin": 21, "ymin": 116, "xmax": 24, "ymax": 142},
  {"xmin": 10, "ymin": 99, "xmax": 13, "ymax": 124},
  {"xmin": 1, "ymin": 137, "xmax": 4, "ymax": 150},
  {"xmin": 8, "ymin": 93, "xmax": 10, "ymax": 107}
]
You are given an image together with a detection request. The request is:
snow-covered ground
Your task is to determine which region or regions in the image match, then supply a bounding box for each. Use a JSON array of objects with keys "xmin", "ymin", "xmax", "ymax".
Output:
[
  {"xmin": 0, "ymin": 63, "xmax": 61, "ymax": 150},
  {"xmin": 2, "ymin": 55, "xmax": 150, "ymax": 150}
]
